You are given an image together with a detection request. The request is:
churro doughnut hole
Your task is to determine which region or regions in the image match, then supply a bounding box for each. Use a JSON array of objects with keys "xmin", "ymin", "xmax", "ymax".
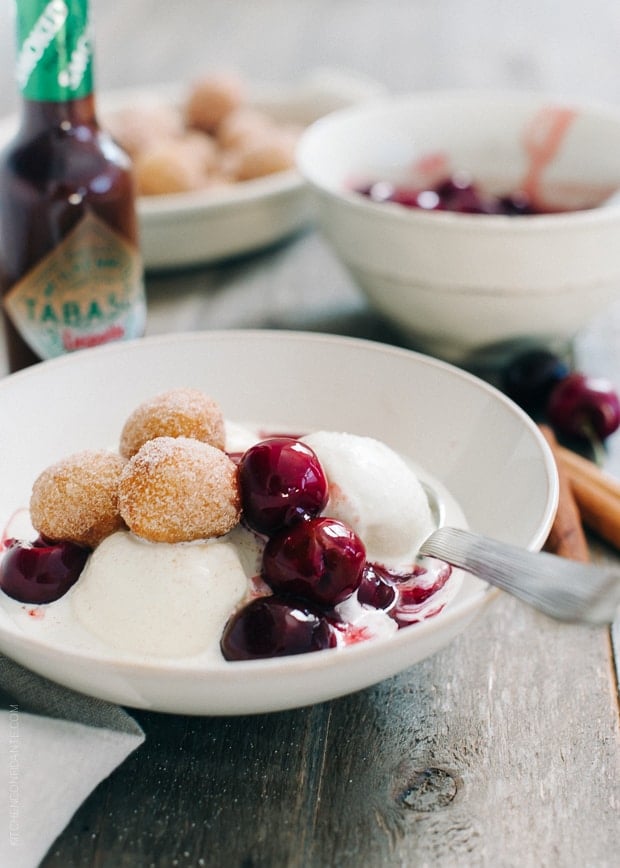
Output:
[
  {"xmin": 186, "ymin": 71, "xmax": 245, "ymax": 133},
  {"xmin": 232, "ymin": 130, "xmax": 298, "ymax": 181},
  {"xmin": 134, "ymin": 134, "xmax": 218, "ymax": 196},
  {"xmin": 120, "ymin": 387, "xmax": 226, "ymax": 459},
  {"xmin": 134, "ymin": 144, "xmax": 203, "ymax": 195},
  {"xmin": 183, "ymin": 130, "xmax": 220, "ymax": 169},
  {"xmin": 118, "ymin": 437, "xmax": 240, "ymax": 543},
  {"xmin": 216, "ymin": 107, "xmax": 272, "ymax": 150},
  {"xmin": 30, "ymin": 451, "xmax": 126, "ymax": 548},
  {"xmin": 103, "ymin": 103, "xmax": 184, "ymax": 158}
]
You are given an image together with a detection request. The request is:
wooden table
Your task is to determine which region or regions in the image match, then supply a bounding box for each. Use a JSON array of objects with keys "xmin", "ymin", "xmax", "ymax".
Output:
[{"xmin": 1, "ymin": 2, "xmax": 619, "ymax": 865}]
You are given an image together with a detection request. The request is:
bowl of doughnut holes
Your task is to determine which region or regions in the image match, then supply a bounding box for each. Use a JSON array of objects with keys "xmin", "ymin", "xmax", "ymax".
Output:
[{"xmin": 101, "ymin": 68, "xmax": 381, "ymax": 269}]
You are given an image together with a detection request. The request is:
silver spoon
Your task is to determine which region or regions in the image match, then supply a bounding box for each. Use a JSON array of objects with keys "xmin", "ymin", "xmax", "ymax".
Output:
[{"xmin": 419, "ymin": 526, "xmax": 620, "ymax": 625}]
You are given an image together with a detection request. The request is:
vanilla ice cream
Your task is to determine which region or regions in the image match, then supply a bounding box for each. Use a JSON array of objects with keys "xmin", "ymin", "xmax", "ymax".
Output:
[
  {"xmin": 301, "ymin": 431, "xmax": 435, "ymax": 569},
  {"xmin": 71, "ymin": 526, "xmax": 260, "ymax": 658}
]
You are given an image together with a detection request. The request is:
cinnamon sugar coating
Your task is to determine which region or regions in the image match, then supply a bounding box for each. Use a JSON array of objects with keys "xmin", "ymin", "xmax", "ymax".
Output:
[
  {"xmin": 30, "ymin": 451, "xmax": 126, "ymax": 548},
  {"xmin": 232, "ymin": 128, "xmax": 299, "ymax": 181},
  {"xmin": 216, "ymin": 107, "xmax": 271, "ymax": 150},
  {"xmin": 185, "ymin": 71, "xmax": 245, "ymax": 133},
  {"xmin": 134, "ymin": 132, "xmax": 220, "ymax": 195},
  {"xmin": 118, "ymin": 437, "xmax": 240, "ymax": 543},
  {"xmin": 119, "ymin": 388, "xmax": 226, "ymax": 459},
  {"xmin": 102, "ymin": 103, "xmax": 185, "ymax": 159}
]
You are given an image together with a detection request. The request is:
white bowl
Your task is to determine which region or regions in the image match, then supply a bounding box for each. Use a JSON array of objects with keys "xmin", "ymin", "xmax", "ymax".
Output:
[
  {"xmin": 297, "ymin": 90, "xmax": 620, "ymax": 365},
  {"xmin": 0, "ymin": 331, "xmax": 557, "ymax": 714}
]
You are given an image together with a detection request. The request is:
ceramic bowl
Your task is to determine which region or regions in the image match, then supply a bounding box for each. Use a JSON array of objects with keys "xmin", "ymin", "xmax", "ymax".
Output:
[
  {"xmin": 0, "ymin": 331, "xmax": 557, "ymax": 714},
  {"xmin": 296, "ymin": 90, "xmax": 620, "ymax": 366}
]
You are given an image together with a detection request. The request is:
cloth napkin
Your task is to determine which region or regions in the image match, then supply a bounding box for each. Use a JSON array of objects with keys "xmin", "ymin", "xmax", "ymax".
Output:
[{"xmin": 0, "ymin": 655, "xmax": 144, "ymax": 868}]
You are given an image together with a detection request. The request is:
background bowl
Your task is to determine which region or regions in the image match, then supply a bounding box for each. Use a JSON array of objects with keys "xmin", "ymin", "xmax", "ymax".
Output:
[
  {"xmin": 0, "ymin": 331, "xmax": 557, "ymax": 714},
  {"xmin": 297, "ymin": 90, "xmax": 620, "ymax": 367}
]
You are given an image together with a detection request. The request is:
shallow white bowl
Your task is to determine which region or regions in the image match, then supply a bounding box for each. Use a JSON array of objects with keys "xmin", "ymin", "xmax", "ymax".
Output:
[
  {"xmin": 0, "ymin": 331, "xmax": 558, "ymax": 715},
  {"xmin": 297, "ymin": 90, "xmax": 620, "ymax": 365}
]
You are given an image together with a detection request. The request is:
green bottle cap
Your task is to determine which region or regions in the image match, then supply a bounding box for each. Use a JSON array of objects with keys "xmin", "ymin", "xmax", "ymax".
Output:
[{"xmin": 14, "ymin": 0, "xmax": 94, "ymax": 101}]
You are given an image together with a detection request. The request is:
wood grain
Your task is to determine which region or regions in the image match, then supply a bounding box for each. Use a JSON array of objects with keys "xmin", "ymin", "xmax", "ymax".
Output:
[{"xmin": 40, "ymin": 599, "xmax": 620, "ymax": 867}]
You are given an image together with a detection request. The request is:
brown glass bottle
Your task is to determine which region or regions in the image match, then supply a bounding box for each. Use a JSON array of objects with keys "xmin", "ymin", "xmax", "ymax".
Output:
[{"xmin": 0, "ymin": 0, "xmax": 146, "ymax": 372}]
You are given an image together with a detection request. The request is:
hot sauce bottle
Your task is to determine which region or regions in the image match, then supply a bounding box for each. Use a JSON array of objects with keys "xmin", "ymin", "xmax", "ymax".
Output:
[{"xmin": 0, "ymin": 0, "xmax": 146, "ymax": 372}]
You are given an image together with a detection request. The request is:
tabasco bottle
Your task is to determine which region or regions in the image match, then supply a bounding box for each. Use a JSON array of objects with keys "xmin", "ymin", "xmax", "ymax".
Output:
[{"xmin": 0, "ymin": 0, "xmax": 146, "ymax": 372}]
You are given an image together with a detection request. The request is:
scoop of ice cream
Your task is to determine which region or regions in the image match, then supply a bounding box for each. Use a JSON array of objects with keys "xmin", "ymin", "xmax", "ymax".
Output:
[
  {"xmin": 71, "ymin": 529, "xmax": 253, "ymax": 658},
  {"xmin": 300, "ymin": 432, "xmax": 434, "ymax": 568},
  {"xmin": 224, "ymin": 420, "xmax": 261, "ymax": 453}
]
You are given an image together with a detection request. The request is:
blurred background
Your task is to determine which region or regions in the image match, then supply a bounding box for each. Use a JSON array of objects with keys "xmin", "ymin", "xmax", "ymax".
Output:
[
  {"xmin": 1, "ymin": 0, "xmax": 620, "ymax": 117},
  {"xmin": 2, "ymin": 0, "xmax": 620, "ymax": 383}
]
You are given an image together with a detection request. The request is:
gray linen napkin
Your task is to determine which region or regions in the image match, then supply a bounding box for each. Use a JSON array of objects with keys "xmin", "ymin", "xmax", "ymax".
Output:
[{"xmin": 0, "ymin": 655, "xmax": 144, "ymax": 868}]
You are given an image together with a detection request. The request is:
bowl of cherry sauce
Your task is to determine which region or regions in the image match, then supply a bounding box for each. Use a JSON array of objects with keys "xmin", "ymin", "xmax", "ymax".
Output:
[{"xmin": 297, "ymin": 90, "xmax": 620, "ymax": 367}]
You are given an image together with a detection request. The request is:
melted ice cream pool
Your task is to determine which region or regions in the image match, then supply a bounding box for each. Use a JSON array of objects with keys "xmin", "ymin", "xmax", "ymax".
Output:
[{"xmin": 0, "ymin": 422, "xmax": 467, "ymax": 662}]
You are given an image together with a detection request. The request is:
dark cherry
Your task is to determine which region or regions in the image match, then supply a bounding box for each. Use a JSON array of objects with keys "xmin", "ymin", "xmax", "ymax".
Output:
[
  {"xmin": 356, "ymin": 173, "xmax": 553, "ymax": 216},
  {"xmin": 262, "ymin": 516, "xmax": 366, "ymax": 606},
  {"xmin": 362, "ymin": 560, "xmax": 451, "ymax": 614},
  {"xmin": 238, "ymin": 437, "xmax": 328, "ymax": 535},
  {"xmin": 0, "ymin": 536, "xmax": 90, "ymax": 604},
  {"xmin": 501, "ymin": 348, "xmax": 570, "ymax": 415},
  {"xmin": 546, "ymin": 372, "xmax": 620, "ymax": 440},
  {"xmin": 497, "ymin": 191, "xmax": 537, "ymax": 215},
  {"xmin": 357, "ymin": 563, "xmax": 397, "ymax": 610},
  {"xmin": 220, "ymin": 595, "xmax": 335, "ymax": 660},
  {"xmin": 435, "ymin": 174, "xmax": 499, "ymax": 214}
]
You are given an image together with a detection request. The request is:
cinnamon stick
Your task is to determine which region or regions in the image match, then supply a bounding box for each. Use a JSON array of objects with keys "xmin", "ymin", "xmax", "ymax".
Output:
[
  {"xmin": 539, "ymin": 425, "xmax": 590, "ymax": 561},
  {"xmin": 554, "ymin": 443, "xmax": 620, "ymax": 550}
]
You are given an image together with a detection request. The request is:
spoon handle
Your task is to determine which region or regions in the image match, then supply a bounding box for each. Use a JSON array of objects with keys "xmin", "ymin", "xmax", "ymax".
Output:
[{"xmin": 419, "ymin": 526, "xmax": 620, "ymax": 625}]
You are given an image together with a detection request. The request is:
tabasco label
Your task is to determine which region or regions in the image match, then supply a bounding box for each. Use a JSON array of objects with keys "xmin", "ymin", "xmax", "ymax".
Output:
[
  {"xmin": 3, "ymin": 212, "xmax": 146, "ymax": 360},
  {"xmin": 15, "ymin": 0, "xmax": 93, "ymax": 102}
]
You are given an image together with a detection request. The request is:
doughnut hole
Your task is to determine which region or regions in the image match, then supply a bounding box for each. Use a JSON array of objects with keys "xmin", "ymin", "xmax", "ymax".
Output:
[
  {"xmin": 178, "ymin": 130, "xmax": 220, "ymax": 172},
  {"xmin": 119, "ymin": 388, "xmax": 226, "ymax": 459},
  {"xmin": 30, "ymin": 450, "xmax": 127, "ymax": 548},
  {"xmin": 118, "ymin": 437, "xmax": 241, "ymax": 543},
  {"xmin": 216, "ymin": 107, "xmax": 273, "ymax": 150},
  {"xmin": 232, "ymin": 129, "xmax": 299, "ymax": 181},
  {"xmin": 185, "ymin": 71, "xmax": 245, "ymax": 134},
  {"xmin": 202, "ymin": 173, "xmax": 234, "ymax": 192},
  {"xmin": 134, "ymin": 134, "xmax": 218, "ymax": 195},
  {"xmin": 103, "ymin": 103, "xmax": 185, "ymax": 158}
]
